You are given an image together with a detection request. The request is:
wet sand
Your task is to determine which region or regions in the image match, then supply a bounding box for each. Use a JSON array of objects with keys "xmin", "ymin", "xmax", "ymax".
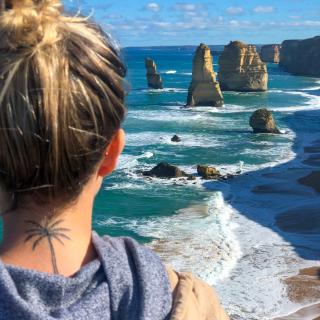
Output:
[
  {"xmin": 275, "ymin": 302, "xmax": 320, "ymax": 320},
  {"xmin": 275, "ymin": 267, "xmax": 320, "ymax": 320},
  {"xmin": 274, "ymin": 140, "xmax": 320, "ymax": 319}
]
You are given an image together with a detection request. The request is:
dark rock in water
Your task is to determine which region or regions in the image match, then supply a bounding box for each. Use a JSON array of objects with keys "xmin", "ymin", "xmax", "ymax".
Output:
[
  {"xmin": 142, "ymin": 162, "xmax": 194, "ymax": 179},
  {"xmin": 197, "ymin": 165, "xmax": 222, "ymax": 180},
  {"xmin": 280, "ymin": 36, "xmax": 320, "ymax": 77},
  {"xmin": 171, "ymin": 135, "xmax": 181, "ymax": 142},
  {"xmin": 145, "ymin": 58, "xmax": 163, "ymax": 89},
  {"xmin": 249, "ymin": 108, "xmax": 281, "ymax": 134},
  {"xmin": 298, "ymin": 171, "xmax": 320, "ymax": 193},
  {"xmin": 260, "ymin": 44, "xmax": 280, "ymax": 63},
  {"xmin": 276, "ymin": 205, "xmax": 320, "ymax": 234},
  {"xmin": 186, "ymin": 43, "xmax": 224, "ymax": 107}
]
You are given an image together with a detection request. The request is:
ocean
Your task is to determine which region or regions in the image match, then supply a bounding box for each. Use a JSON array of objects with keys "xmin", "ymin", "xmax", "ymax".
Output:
[{"xmin": 93, "ymin": 47, "xmax": 320, "ymax": 319}]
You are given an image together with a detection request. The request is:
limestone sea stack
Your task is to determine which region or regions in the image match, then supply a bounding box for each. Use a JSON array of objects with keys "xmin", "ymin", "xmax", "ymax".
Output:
[
  {"xmin": 218, "ymin": 41, "xmax": 268, "ymax": 92},
  {"xmin": 280, "ymin": 36, "xmax": 320, "ymax": 77},
  {"xmin": 145, "ymin": 58, "xmax": 163, "ymax": 89},
  {"xmin": 249, "ymin": 108, "xmax": 281, "ymax": 134},
  {"xmin": 260, "ymin": 44, "xmax": 280, "ymax": 63},
  {"xmin": 186, "ymin": 43, "xmax": 224, "ymax": 107}
]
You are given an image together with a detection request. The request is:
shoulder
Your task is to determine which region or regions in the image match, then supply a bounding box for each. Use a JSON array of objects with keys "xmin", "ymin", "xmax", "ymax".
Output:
[
  {"xmin": 167, "ymin": 267, "xmax": 229, "ymax": 320},
  {"xmin": 93, "ymin": 233, "xmax": 172, "ymax": 319},
  {"xmin": 97, "ymin": 234, "xmax": 167, "ymax": 279}
]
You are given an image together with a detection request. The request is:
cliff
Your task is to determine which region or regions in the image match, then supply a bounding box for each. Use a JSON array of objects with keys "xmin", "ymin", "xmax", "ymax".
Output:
[
  {"xmin": 260, "ymin": 44, "xmax": 280, "ymax": 63},
  {"xmin": 186, "ymin": 43, "xmax": 224, "ymax": 107},
  {"xmin": 218, "ymin": 41, "xmax": 268, "ymax": 92},
  {"xmin": 280, "ymin": 36, "xmax": 320, "ymax": 77},
  {"xmin": 145, "ymin": 58, "xmax": 163, "ymax": 89}
]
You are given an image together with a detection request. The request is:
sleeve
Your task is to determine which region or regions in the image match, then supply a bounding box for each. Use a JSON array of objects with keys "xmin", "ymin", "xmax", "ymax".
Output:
[{"xmin": 166, "ymin": 266, "xmax": 230, "ymax": 320}]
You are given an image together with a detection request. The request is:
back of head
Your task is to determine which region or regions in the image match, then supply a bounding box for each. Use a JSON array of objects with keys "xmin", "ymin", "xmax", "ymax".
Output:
[{"xmin": 0, "ymin": 0, "xmax": 127, "ymax": 206}]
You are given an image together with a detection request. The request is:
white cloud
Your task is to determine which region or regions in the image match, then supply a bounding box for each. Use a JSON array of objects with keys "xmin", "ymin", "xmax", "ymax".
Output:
[
  {"xmin": 144, "ymin": 2, "xmax": 161, "ymax": 12},
  {"xmin": 174, "ymin": 3, "xmax": 199, "ymax": 12},
  {"xmin": 253, "ymin": 6, "xmax": 275, "ymax": 13},
  {"xmin": 226, "ymin": 7, "xmax": 244, "ymax": 15}
]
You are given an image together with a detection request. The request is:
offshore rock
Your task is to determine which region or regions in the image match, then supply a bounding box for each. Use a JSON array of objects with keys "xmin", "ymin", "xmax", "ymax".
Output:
[
  {"xmin": 260, "ymin": 44, "xmax": 280, "ymax": 63},
  {"xmin": 142, "ymin": 162, "xmax": 194, "ymax": 179},
  {"xmin": 186, "ymin": 43, "xmax": 224, "ymax": 107},
  {"xmin": 218, "ymin": 41, "xmax": 268, "ymax": 92},
  {"xmin": 145, "ymin": 58, "xmax": 163, "ymax": 89},
  {"xmin": 197, "ymin": 165, "xmax": 222, "ymax": 180},
  {"xmin": 249, "ymin": 108, "xmax": 281, "ymax": 134},
  {"xmin": 280, "ymin": 36, "xmax": 320, "ymax": 77},
  {"xmin": 171, "ymin": 135, "xmax": 181, "ymax": 142}
]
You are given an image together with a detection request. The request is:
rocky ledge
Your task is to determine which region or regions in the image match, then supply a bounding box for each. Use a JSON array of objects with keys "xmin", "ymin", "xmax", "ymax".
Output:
[
  {"xmin": 145, "ymin": 58, "xmax": 163, "ymax": 89},
  {"xmin": 249, "ymin": 108, "xmax": 281, "ymax": 134},
  {"xmin": 260, "ymin": 44, "xmax": 280, "ymax": 63},
  {"xmin": 197, "ymin": 165, "xmax": 222, "ymax": 179},
  {"xmin": 141, "ymin": 162, "xmax": 195, "ymax": 180},
  {"xmin": 218, "ymin": 41, "xmax": 268, "ymax": 92},
  {"xmin": 280, "ymin": 36, "xmax": 320, "ymax": 77},
  {"xmin": 186, "ymin": 43, "xmax": 224, "ymax": 107}
]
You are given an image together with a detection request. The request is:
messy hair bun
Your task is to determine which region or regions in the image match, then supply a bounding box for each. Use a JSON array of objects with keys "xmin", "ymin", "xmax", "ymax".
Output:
[
  {"xmin": 0, "ymin": 0, "xmax": 62, "ymax": 48},
  {"xmin": 0, "ymin": 0, "xmax": 127, "ymax": 206}
]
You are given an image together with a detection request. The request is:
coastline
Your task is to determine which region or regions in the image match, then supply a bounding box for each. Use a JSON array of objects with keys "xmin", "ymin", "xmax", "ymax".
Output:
[
  {"xmin": 213, "ymin": 110, "xmax": 320, "ymax": 319},
  {"xmin": 275, "ymin": 141, "xmax": 320, "ymax": 320}
]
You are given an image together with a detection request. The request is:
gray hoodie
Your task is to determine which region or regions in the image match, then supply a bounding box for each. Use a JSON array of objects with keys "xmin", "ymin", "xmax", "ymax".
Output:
[{"xmin": 0, "ymin": 232, "xmax": 172, "ymax": 320}]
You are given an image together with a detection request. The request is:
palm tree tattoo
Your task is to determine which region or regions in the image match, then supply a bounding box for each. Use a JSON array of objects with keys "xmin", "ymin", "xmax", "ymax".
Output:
[{"xmin": 24, "ymin": 219, "xmax": 71, "ymax": 274}]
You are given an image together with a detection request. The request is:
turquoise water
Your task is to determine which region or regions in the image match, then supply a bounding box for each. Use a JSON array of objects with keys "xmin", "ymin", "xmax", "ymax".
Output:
[
  {"xmin": 92, "ymin": 47, "xmax": 320, "ymax": 318},
  {"xmin": 93, "ymin": 47, "xmax": 315, "ymax": 237}
]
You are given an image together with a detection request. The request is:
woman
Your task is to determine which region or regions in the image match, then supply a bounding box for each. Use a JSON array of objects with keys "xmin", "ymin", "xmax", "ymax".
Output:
[{"xmin": 0, "ymin": 1, "xmax": 229, "ymax": 319}]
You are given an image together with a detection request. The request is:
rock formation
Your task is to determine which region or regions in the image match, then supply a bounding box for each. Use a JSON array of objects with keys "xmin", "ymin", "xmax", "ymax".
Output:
[
  {"xmin": 197, "ymin": 165, "xmax": 222, "ymax": 180},
  {"xmin": 280, "ymin": 36, "xmax": 320, "ymax": 77},
  {"xmin": 145, "ymin": 58, "xmax": 163, "ymax": 89},
  {"xmin": 260, "ymin": 44, "xmax": 280, "ymax": 63},
  {"xmin": 186, "ymin": 43, "xmax": 224, "ymax": 107},
  {"xmin": 218, "ymin": 41, "xmax": 268, "ymax": 92},
  {"xmin": 142, "ymin": 162, "xmax": 195, "ymax": 179},
  {"xmin": 171, "ymin": 135, "xmax": 181, "ymax": 142},
  {"xmin": 249, "ymin": 108, "xmax": 280, "ymax": 134}
]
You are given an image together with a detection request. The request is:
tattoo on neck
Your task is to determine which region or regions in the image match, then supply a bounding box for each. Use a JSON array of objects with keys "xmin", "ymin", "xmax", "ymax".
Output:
[{"xmin": 24, "ymin": 218, "xmax": 71, "ymax": 274}]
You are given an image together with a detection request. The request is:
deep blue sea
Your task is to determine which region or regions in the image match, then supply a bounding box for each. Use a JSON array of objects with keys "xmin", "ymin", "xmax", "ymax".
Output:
[{"xmin": 93, "ymin": 47, "xmax": 320, "ymax": 319}]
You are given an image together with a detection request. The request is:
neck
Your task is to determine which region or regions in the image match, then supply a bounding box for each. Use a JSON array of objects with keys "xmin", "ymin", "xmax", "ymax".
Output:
[{"xmin": 0, "ymin": 195, "xmax": 98, "ymax": 277}]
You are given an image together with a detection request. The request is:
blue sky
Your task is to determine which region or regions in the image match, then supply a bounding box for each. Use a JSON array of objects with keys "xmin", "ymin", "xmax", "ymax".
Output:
[{"xmin": 64, "ymin": 0, "xmax": 320, "ymax": 47}]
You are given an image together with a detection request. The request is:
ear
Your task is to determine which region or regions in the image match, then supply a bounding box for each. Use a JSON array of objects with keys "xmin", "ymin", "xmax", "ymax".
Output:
[{"xmin": 98, "ymin": 129, "xmax": 125, "ymax": 177}]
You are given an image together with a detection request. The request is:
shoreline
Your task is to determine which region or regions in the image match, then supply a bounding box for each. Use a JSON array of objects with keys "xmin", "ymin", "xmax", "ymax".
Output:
[{"xmin": 215, "ymin": 123, "xmax": 320, "ymax": 318}]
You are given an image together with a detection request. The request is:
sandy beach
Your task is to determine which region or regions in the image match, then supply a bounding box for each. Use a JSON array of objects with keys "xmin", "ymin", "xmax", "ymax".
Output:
[{"xmin": 274, "ymin": 139, "xmax": 320, "ymax": 319}]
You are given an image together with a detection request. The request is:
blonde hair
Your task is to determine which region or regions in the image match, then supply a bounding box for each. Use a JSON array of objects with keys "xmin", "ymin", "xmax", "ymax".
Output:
[{"xmin": 0, "ymin": 0, "xmax": 127, "ymax": 205}]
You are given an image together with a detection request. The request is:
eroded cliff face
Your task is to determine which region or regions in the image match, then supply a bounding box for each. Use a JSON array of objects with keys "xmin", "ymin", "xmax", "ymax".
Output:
[
  {"xmin": 280, "ymin": 36, "xmax": 320, "ymax": 77},
  {"xmin": 186, "ymin": 43, "xmax": 224, "ymax": 107},
  {"xmin": 145, "ymin": 58, "xmax": 163, "ymax": 89},
  {"xmin": 218, "ymin": 41, "xmax": 268, "ymax": 92},
  {"xmin": 261, "ymin": 44, "xmax": 280, "ymax": 63}
]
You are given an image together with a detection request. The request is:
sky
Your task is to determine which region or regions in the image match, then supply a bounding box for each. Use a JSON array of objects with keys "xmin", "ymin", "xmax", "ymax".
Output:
[{"xmin": 64, "ymin": 0, "xmax": 320, "ymax": 47}]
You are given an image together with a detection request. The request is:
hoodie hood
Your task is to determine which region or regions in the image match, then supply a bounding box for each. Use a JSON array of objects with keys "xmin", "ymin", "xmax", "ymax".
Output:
[{"xmin": 0, "ymin": 232, "xmax": 172, "ymax": 320}]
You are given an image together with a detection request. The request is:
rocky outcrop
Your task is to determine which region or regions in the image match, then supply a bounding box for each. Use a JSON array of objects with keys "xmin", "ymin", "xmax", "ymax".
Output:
[
  {"xmin": 171, "ymin": 135, "xmax": 181, "ymax": 142},
  {"xmin": 145, "ymin": 58, "xmax": 163, "ymax": 89},
  {"xmin": 249, "ymin": 108, "xmax": 280, "ymax": 134},
  {"xmin": 260, "ymin": 44, "xmax": 280, "ymax": 63},
  {"xmin": 218, "ymin": 41, "xmax": 268, "ymax": 92},
  {"xmin": 186, "ymin": 43, "xmax": 224, "ymax": 107},
  {"xmin": 197, "ymin": 165, "xmax": 222, "ymax": 179},
  {"xmin": 142, "ymin": 162, "xmax": 195, "ymax": 179},
  {"xmin": 280, "ymin": 36, "xmax": 320, "ymax": 77}
]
